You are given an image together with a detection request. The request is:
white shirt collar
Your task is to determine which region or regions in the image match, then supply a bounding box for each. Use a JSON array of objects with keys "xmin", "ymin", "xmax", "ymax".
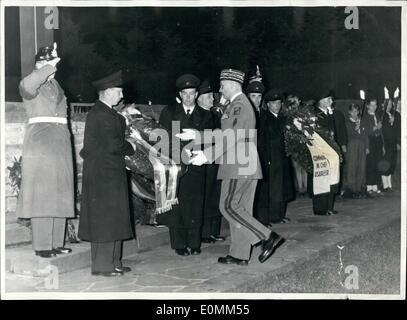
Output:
[
  {"xmin": 100, "ymin": 99, "xmax": 112, "ymax": 109},
  {"xmin": 183, "ymin": 104, "xmax": 195, "ymax": 114},
  {"xmin": 318, "ymin": 107, "xmax": 328, "ymax": 115},
  {"xmin": 271, "ymin": 111, "xmax": 279, "ymax": 118},
  {"xmin": 230, "ymin": 92, "xmax": 243, "ymax": 103}
]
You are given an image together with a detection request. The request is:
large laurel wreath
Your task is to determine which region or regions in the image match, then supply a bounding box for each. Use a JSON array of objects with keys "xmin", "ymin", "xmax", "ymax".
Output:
[{"xmin": 282, "ymin": 104, "xmax": 343, "ymax": 173}]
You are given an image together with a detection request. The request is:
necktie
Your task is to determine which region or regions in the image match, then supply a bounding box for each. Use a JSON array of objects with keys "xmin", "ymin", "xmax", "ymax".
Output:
[{"xmin": 186, "ymin": 109, "xmax": 191, "ymax": 117}]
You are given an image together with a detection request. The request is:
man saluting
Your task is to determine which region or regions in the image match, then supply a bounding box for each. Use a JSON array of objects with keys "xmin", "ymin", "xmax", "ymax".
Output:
[
  {"xmin": 79, "ymin": 70, "xmax": 140, "ymax": 276},
  {"xmin": 177, "ymin": 69, "xmax": 285, "ymax": 265}
]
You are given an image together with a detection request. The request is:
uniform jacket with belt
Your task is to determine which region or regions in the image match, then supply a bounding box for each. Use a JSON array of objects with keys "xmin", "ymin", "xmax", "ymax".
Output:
[
  {"xmin": 16, "ymin": 64, "xmax": 74, "ymax": 219},
  {"xmin": 203, "ymin": 93, "xmax": 262, "ymax": 180}
]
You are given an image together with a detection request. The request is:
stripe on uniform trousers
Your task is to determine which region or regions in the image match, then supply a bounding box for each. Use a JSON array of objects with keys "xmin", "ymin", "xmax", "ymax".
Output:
[{"xmin": 225, "ymin": 179, "xmax": 267, "ymax": 241}]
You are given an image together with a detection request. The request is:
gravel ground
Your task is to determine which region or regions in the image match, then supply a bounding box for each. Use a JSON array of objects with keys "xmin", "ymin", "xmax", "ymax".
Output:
[{"xmin": 246, "ymin": 219, "xmax": 401, "ymax": 294}]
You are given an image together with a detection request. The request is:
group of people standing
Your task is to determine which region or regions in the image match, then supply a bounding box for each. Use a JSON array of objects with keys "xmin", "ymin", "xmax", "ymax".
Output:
[
  {"xmin": 15, "ymin": 44, "xmax": 400, "ymax": 277},
  {"xmin": 246, "ymin": 76, "xmax": 401, "ymax": 219}
]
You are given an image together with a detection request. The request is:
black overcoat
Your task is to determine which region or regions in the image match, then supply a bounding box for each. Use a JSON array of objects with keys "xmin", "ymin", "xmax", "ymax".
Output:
[
  {"xmin": 381, "ymin": 112, "xmax": 401, "ymax": 175},
  {"xmin": 203, "ymin": 111, "xmax": 222, "ymax": 220},
  {"xmin": 78, "ymin": 100, "xmax": 135, "ymax": 242},
  {"xmin": 333, "ymin": 109, "xmax": 348, "ymax": 147},
  {"xmin": 157, "ymin": 103, "xmax": 214, "ymax": 227},
  {"xmin": 258, "ymin": 111, "xmax": 295, "ymax": 204}
]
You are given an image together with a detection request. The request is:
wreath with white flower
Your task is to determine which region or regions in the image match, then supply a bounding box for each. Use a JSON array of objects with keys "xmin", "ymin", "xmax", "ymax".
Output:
[{"xmin": 282, "ymin": 104, "xmax": 343, "ymax": 173}]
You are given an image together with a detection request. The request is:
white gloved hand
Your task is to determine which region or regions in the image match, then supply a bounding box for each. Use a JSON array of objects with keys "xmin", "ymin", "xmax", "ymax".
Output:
[
  {"xmin": 47, "ymin": 57, "xmax": 61, "ymax": 68},
  {"xmin": 129, "ymin": 127, "xmax": 142, "ymax": 140},
  {"xmin": 188, "ymin": 150, "xmax": 208, "ymax": 166},
  {"xmin": 293, "ymin": 118, "xmax": 302, "ymax": 130},
  {"xmin": 175, "ymin": 128, "xmax": 196, "ymax": 141}
]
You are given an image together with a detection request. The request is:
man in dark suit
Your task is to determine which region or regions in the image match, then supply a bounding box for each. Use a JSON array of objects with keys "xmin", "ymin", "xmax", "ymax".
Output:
[
  {"xmin": 246, "ymin": 80, "xmax": 265, "ymax": 123},
  {"xmin": 197, "ymin": 80, "xmax": 225, "ymax": 244},
  {"xmin": 159, "ymin": 74, "xmax": 214, "ymax": 256},
  {"xmin": 79, "ymin": 70, "xmax": 139, "ymax": 276},
  {"xmin": 179, "ymin": 69, "xmax": 285, "ymax": 266},
  {"xmin": 310, "ymin": 92, "xmax": 340, "ymax": 215},
  {"xmin": 246, "ymin": 80, "xmax": 269, "ymax": 220},
  {"xmin": 257, "ymin": 90, "xmax": 295, "ymax": 226}
]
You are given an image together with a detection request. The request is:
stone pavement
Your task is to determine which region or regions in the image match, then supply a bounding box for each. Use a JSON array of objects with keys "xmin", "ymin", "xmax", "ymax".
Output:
[{"xmin": 4, "ymin": 190, "xmax": 401, "ymax": 294}]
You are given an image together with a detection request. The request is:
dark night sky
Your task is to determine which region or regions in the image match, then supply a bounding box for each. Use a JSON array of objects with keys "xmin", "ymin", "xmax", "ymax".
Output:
[{"xmin": 6, "ymin": 6, "xmax": 401, "ymax": 103}]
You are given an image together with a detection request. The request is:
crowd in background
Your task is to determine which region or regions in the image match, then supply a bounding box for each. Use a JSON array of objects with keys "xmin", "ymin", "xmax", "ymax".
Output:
[{"xmin": 246, "ymin": 76, "xmax": 402, "ymax": 227}]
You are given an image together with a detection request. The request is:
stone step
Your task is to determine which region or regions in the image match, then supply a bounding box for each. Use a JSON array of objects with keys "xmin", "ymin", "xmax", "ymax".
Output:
[
  {"xmin": 5, "ymin": 223, "xmax": 31, "ymax": 247},
  {"xmin": 6, "ymin": 224, "xmax": 170, "ymax": 277},
  {"xmin": 5, "ymin": 211, "xmax": 18, "ymax": 224}
]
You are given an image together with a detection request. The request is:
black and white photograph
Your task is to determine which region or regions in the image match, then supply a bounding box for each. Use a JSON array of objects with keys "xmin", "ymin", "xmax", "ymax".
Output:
[{"xmin": 1, "ymin": 0, "xmax": 405, "ymax": 301}]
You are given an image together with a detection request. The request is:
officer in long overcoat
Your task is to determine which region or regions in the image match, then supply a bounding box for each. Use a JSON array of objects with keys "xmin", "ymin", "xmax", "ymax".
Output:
[
  {"xmin": 17, "ymin": 44, "xmax": 75, "ymax": 258},
  {"xmin": 79, "ymin": 70, "xmax": 138, "ymax": 276},
  {"xmin": 158, "ymin": 74, "xmax": 214, "ymax": 256}
]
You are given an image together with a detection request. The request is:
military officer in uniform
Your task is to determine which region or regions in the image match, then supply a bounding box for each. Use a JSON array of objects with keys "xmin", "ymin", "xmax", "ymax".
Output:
[
  {"xmin": 17, "ymin": 44, "xmax": 75, "ymax": 258},
  {"xmin": 79, "ymin": 70, "xmax": 139, "ymax": 276},
  {"xmin": 159, "ymin": 74, "xmax": 214, "ymax": 256},
  {"xmin": 178, "ymin": 69, "xmax": 285, "ymax": 265},
  {"xmin": 197, "ymin": 80, "xmax": 225, "ymax": 243}
]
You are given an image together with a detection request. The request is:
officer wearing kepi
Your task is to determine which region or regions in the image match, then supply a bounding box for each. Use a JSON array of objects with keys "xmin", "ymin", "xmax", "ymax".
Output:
[{"xmin": 178, "ymin": 69, "xmax": 286, "ymax": 265}]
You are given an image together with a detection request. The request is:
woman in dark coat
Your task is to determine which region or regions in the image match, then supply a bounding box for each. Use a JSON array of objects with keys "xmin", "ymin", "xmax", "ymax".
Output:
[
  {"xmin": 361, "ymin": 98, "xmax": 384, "ymax": 198},
  {"xmin": 257, "ymin": 90, "xmax": 295, "ymax": 226},
  {"xmin": 344, "ymin": 104, "xmax": 369, "ymax": 197},
  {"xmin": 380, "ymin": 99, "xmax": 401, "ymax": 191}
]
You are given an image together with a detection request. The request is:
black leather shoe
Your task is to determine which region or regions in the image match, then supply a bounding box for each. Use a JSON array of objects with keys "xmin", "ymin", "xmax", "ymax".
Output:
[
  {"xmin": 328, "ymin": 210, "xmax": 338, "ymax": 215},
  {"xmin": 314, "ymin": 211, "xmax": 331, "ymax": 216},
  {"xmin": 115, "ymin": 266, "xmax": 131, "ymax": 273},
  {"xmin": 258, "ymin": 232, "xmax": 285, "ymax": 263},
  {"xmin": 35, "ymin": 250, "xmax": 56, "ymax": 258},
  {"xmin": 190, "ymin": 248, "xmax": 201, "ymax": 255},
  {"xmin": 53, "ymin": 247, "xmax": 72, "ymax": 254},
  {"xmin": 91, "ymin": 271, "xmax": 123, "ymax": 277},
  {"xmin": 218, "ymin": 255, "xmax": 248, "ymax": 266},
  {"xmin": 175, "ymin": 248, "xmax": 190, "ymax": 256},
  {"xmin": 201, "ymin": 237, "xmax": 216, "ymax": 243},
  {"xmin": 210, "ymin": 235, "xmax": 226, "ymax": 242}
]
